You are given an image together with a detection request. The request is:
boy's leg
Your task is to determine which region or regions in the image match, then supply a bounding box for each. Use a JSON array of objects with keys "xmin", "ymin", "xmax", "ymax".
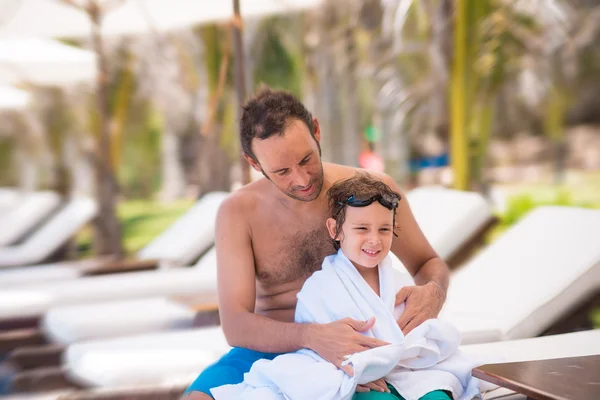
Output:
[
  {"xmin": 352, "ymin": 391, "xmax": 402, "ymax": 400},
  {"xmin": 419, "ymin": 390, "xmax": 453, "ymax": 400},
  {"xmin": 352, "ymin": 384, "xmax": 405, "ymax": 400},
  {"xmin": 352, "ymin": 384, "xmax": 452, "ymax": 400}
]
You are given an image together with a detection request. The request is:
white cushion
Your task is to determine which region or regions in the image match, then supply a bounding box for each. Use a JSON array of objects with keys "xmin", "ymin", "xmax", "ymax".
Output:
[
  {"xmin": 0, "ymin": 191, "xmax": 61, "ymax": 246},
  {"xmin": 407, "ymin": 186, "xmax": 493, "ymax": 261},
  {"xmin": 0, "ymin": 196, "xmax": 98, "ymax": 268},
  {"xmin": 43, "ymin": 297, "xmax": 197, "ymax": 345},
  {"xmin": 0, "ymin": 249, "xmax": 218, "ymax": 319},
  {"xmin": 65, "ymin": 327, "xmax": 230, "ymax": 388},
  {"xmin": 136, "ymin": 192, "xmax": 227, "ymax": 265},
  {"xmin": 441, "ymin": 206, "xmax": 600, "ymax": 344},
  {"xmin": 460, "ymin": 329, "xmax": 600, "ymax": 363},
  {"xmin": 41, "ymin": 249, "xmax": 217, "ymax": 344},
  {"xmin": 0, "ymin": 188, "xmax": 20, "ymax": 215},
  {"xmin": 0, "ymin": 262, "xmax": 84, "ymax": 288}
]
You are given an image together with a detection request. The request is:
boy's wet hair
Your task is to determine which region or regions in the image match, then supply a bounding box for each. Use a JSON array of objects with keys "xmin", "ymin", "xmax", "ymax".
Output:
[
  {"xmin": 327, "ymin": 172, "xmax": 401, "ymax": 250},
  {"xmin": 240, "ymin": 87, "xmax": 319, "ymax": 161}
]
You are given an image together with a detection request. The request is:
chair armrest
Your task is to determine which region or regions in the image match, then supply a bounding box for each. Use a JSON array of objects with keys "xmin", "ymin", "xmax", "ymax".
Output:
[{"xmin": 83, "ymin": 259, "xmax": 159, "ymax": 276}]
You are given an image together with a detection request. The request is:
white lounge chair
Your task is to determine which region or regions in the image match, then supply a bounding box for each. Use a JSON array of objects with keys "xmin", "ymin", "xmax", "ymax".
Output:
[
  {"xmin": 40, "ymin": 187, "xmax": 495, "ymax": 345},
  {"xmin": 406, "ymin": 186, "xmax": 494, "ymax": 264},
  {"xmin": 0, "ymin": 196, "xmax": 98, "ymax": 268},
  {"xmin": 0, "ymin": 191, "xmax": 61, "ymax": 247},
  {"xmin": 460, "ymin": 329, "xmax": 600, "ymax": 399},
  {"xmin": 0, "ymin": 248, "xmax": 218, "ymax": 325},
  {"xmin": 41, "ymin": 249, "xmax": 217, "ymax": 344},
  {"xmin": 9, "ymin": 331, "xmax": 599, "ymax": 399},
  {"xmin": 50, "ymin": 206, "xmax": 600, "ymax": 388},
  {"xmin": 439, "ymin": 206, "xmax": 600, "ymax": 344},
  {"xmin": 63, "ymin": 326, "xmax": 600, "ymax": 390},
  {"xmin": 0, "ymin": 192, "xmax": 227, "ymax": 286}
]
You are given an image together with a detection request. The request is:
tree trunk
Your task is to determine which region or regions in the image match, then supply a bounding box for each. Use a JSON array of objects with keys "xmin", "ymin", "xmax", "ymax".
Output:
[
  {"xmin": 196, "ymin": 132, "xmax": 232, "ymax": 197},
  {"xmin": 340, "ymin": 22, "xmax": 360, "ymax": 167},
  {"xmin": 318, "ymin": 1, "xmax": 344, "ymax": 164},
  {"xmin": 90, "ymin": 7, "xmax": 123, "ymax": 257},
  {"xmin": 232, "ymin": 0, "xmax": 251, "ymax": 185}
]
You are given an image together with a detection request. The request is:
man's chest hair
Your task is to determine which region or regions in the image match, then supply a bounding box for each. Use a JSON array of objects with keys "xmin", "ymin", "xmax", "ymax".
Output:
[{"xmin": 255, "ymin": 226, "xmax": 335, "ymax": 285}]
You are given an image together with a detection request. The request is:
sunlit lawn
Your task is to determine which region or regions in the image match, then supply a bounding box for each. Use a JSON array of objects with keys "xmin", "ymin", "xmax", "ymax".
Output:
[{"xmin": 76, "ymin": 199, "xmax": 195, "ymax": 256}]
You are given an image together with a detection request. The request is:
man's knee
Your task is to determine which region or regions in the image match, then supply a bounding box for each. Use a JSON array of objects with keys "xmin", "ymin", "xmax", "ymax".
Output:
[{"xmin": 181, "ymin": 391, "xmax": 214, "ymax": 400}]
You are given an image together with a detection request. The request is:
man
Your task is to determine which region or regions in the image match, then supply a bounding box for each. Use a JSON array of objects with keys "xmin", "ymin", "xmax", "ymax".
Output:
[{"xmin": 184, "ymin": 89, "xmax": 449, "ymax": 399}]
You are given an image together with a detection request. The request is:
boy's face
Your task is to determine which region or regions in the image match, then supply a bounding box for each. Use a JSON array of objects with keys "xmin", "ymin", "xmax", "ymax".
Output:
[{"xmin": 327, "ymin": 202, "xmax": 395, "ymax": 270}]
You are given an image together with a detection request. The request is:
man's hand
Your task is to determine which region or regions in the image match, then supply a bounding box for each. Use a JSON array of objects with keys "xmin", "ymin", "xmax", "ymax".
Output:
[
  {"xmin": 356, "ymin": 378, "xmax": 390, "ymax": 393},
  {"xmin": 304, "ymin": 317, "xmax": 389, "ymax": 376},
  {"xmin": 395, "ymin": 281, "xmax": 445, "ymax": 334}
]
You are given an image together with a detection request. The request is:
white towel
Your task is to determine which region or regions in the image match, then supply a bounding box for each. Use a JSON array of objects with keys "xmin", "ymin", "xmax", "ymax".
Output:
[{"xmin": 212, "ymin": 250, "xmax": 491, "ymax": 400}]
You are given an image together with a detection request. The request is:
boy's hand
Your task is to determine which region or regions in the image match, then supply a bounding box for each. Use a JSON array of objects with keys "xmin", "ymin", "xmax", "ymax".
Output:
[
  {"xmin": 395, "ymin": 281, "xmax": 445, "ymax": 334},
  {"xmin": 356, "ymin": 378, "xmax": 390, "ymax": 393},
  {"xmin": 304, "ymin": 317, "xmax": 389, "ymax": 376}
]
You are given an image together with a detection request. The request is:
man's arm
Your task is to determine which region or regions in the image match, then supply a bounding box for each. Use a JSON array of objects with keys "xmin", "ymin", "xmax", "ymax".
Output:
[
  {"xmin": 216, "ymin": 195, "xmax": 303, "ymax": 352},
  {"xmin": 216, "ymin": 194, "xmax": 386, "ymax": 371},
  {"xmin": 376, "ymin": 174, "xmax": 450, "ymax": 332}
]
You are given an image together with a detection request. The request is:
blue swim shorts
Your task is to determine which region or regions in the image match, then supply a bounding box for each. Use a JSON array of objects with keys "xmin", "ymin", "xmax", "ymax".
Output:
[{"xmin": 184, "ymin": 347, "xmax": 283, "ymax": 397}]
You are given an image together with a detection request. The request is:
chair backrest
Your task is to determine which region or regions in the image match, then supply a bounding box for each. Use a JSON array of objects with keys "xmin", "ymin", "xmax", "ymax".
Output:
[
  {"xmin": 0, "ymin": 196, "xmax": 98, "ymax": 268},
  {"xmin": 0, "ymin": 191, "xmax": 61, "ymax": 246},
  {"xmin": 407, "ymin": 186, "xmax": 493, "ymax": 260},
  {"xmin": 441, "ymin": 206, "xmax": 600, "ymax": 343},
  {"xmin": 0, "ymin": 188, "xmax": 20, "ymax": 215},
  {"xmin": 137, "ymin": 192, "xmax": 228, "ymax": 266}
]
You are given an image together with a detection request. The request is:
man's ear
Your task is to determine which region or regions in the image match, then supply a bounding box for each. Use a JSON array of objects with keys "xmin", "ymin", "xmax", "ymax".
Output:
[
  {"xmin": 326, "ymin": 217, "xmax": 338, "ymax": 240},
  {"xmin": 243, "ymin": 153, "xmax": 262, "ymax": 172},
  {"xmin": 313, "ymin": 118, "xmax": 321, "ymax": 142}
]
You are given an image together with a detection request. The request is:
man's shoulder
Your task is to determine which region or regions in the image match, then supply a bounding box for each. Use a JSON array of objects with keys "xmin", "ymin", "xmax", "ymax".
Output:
[{"xmin": 218, "ymin": 180, "xmax": 268, "ymax": 218}]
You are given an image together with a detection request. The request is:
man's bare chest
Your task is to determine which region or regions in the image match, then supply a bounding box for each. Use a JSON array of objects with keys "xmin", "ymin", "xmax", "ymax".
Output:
[{"xmin": 251, "ymin": 221, "xmax": 335, "ymax": 285}]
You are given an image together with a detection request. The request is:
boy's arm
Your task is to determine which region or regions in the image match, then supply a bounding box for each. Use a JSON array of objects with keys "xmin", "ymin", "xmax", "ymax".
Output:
[{"xmin": 216, "ymin": 195, "xmax": 386, "ymax": 372}]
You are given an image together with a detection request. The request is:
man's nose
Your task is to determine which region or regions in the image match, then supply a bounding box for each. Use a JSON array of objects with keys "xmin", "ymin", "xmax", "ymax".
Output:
[{"xmin": 293, "ymin": 168, "xmax": 311, "ymax": 188}]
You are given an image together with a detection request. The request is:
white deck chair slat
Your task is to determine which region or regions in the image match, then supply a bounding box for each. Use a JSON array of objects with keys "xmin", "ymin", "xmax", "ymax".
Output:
[
  {"xmin": 0, "ymin": 197, "xmax": 97, "ymax": 268},
  {"xmin": 440, "ymin": 206, "xmax": 600, "ymax": 344},
  {"xmin": 0, "ymin": 192, "xmax": 227, "ymax": 286},
  {"xmin": 407, "ymin": 186, "xmax": 493, "ymax": 261},
  {"xmin": 0, "ymin": 249, "xmax": 218, "ymax": 320},
  {"xmin": 0, "ymin": 191, "xmax": 61, "ymax": 246}
]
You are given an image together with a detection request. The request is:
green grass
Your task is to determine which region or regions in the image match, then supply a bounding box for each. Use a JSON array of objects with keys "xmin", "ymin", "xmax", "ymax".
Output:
[
  {"xmin": 592, "ymin": 309, "xmax": 600, "ymax": 328},
  {"xmin": 76, "ymin": 199, "xmax": 195, "ymax": 256}
]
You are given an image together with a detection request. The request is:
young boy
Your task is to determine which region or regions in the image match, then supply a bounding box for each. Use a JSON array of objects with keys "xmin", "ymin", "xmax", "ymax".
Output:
[
  {"xmin": 325, "ymin": 173, "xmax": 452, "ymax": 400},
  {"xmin": 211, "ymin": 174, "xmax": 484, "ymax": 400}
]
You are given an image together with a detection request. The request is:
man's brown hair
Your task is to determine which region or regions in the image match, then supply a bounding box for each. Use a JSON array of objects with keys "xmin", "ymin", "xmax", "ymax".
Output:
[
  {"xmin": 240, "ymin": 87, "xmax": 318, "ymax": 161},
  {"xmin": 326, "ymin": 172, "xmax": 401, "ymax": 250}
]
